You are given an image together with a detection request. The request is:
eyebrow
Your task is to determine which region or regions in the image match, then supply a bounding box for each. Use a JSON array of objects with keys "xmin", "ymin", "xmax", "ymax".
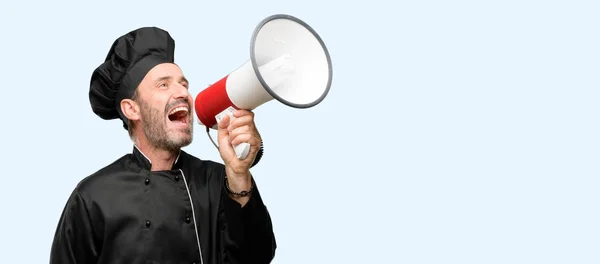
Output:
[{"xmin": 154, "ymin": 75, "xmax": 189, "ymax": 84}]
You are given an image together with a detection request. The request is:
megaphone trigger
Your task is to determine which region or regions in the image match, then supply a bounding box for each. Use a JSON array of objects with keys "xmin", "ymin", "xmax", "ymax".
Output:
[{"xmin": 215, "ymin": 106, "xmax": 251, "ymax": 160}]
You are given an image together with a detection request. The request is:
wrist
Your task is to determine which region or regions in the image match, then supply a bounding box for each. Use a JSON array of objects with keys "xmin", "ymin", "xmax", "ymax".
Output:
[
  {"xmin": 225, "ymin": 166, "xmax": 250, "ymax": 180},
  {"xmin": 225, "ymin": 176, "xmax": 253, "ymax": 197},
  {"xmin": 225, "ymin": 167, "xmax": 252, "ymax": 194}
]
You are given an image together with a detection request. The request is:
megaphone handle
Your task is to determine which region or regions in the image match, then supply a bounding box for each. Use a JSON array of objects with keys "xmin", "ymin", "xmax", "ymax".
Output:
[
  {"xmin": 234, "ymin": 143, "xmax": 251, "ymax": 159},
  {"xmin": 215, "ymin": 106, "xmax": 251, "ymax": 160}
]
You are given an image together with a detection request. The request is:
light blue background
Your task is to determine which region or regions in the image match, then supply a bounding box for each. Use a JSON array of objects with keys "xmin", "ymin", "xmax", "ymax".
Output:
[{"xmin": 1, "ymin": 0, "xmax": 599, "ymax": 263}]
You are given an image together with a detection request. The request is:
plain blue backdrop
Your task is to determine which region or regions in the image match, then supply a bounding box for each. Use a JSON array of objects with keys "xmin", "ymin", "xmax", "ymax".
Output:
[{"xmin": 1, "ymin": 0, "xmax": 599, "ymax": 263}]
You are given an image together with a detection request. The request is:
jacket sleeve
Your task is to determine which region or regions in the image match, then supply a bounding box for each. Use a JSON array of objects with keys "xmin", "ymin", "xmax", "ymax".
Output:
[
  {"xmin": 49, "ymin": 189, "xmax": 100, "ymax": 264},
  {"xmin": 218, "ymin": 177, "xmax": 277, "ymax": 264}
]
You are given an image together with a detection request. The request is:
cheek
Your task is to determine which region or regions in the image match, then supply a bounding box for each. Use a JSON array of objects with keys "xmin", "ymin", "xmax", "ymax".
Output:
[{"xmin": 150, "ymin": 96, "xmax": 170, "ymax": 111}]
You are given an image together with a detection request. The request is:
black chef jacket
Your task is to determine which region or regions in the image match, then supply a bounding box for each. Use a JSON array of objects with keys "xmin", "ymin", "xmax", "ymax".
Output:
[{"xmin": 49, "ymin": 146, "xmax": 276, "ymax": 264}]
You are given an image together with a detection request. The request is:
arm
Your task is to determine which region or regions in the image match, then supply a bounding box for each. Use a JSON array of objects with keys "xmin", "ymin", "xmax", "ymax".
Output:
[
  {"xmin": 49, "ymin": 189, "xmax": 99, "ymax": 264},
  {"xmin": 218, "ymin": 175, "xmax": 277, "ymax": 264},
  {"xmin": 215, "ymin": 109, "xmax": 277, "ymax": 263}
]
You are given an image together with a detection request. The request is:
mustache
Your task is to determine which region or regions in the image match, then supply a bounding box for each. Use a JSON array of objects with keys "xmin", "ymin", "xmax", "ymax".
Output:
[{"xmin": 165, "ymin": 99, "xmax": 192, "ymax": 114}]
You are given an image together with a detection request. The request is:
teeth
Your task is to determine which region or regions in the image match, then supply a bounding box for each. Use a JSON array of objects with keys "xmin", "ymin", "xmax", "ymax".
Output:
[{"xmin": 169, "ymin": 106, "xmax": 188, "ymax": 115}]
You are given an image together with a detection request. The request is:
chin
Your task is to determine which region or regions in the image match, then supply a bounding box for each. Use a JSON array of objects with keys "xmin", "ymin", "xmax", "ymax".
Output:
[{"xmin": 169, "ymin": 130, "xmax": 193, "ymax": 146}]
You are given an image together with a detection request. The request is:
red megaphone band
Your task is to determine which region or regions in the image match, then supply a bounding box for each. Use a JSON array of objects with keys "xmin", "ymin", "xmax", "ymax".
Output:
[{"xmin": 194, "ymin": 75, "xmax": 240, "ymax": 128}]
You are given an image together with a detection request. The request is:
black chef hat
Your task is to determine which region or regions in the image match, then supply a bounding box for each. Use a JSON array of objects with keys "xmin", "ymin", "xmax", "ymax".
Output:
[{"xmin": 89, "ymin": 27, "xmax": 175, "ymax": 130}]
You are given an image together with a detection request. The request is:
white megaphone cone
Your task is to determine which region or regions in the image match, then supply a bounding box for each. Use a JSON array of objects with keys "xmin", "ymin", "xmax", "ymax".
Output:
[{"xmin": 194, "ymin": 14, "xmax": 333, "ymax": 160}]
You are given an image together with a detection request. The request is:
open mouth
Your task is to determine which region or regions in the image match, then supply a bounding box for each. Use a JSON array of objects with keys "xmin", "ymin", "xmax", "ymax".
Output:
[{"xmin": 167, "ymin": 105, "xmax": 189, "ymax": 125}]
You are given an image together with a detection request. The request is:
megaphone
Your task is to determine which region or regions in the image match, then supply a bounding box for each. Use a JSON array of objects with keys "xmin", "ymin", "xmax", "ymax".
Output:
[{"xmin": 194, "ymin": 14, "xmax": 333, "ymax": 159}]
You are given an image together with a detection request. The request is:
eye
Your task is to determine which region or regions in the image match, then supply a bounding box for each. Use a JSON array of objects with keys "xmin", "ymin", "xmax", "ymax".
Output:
[{"xmin": 158, "ymin": 82, "xmax": 168, "ymax": 89}]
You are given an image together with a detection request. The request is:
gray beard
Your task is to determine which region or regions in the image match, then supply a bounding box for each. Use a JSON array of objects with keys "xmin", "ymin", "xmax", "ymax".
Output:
[{"xmin": 139, "ymin": 100, "xmax": 193, "ymax": 153}]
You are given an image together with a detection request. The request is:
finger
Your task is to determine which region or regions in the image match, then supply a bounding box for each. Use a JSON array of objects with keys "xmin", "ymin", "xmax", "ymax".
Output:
[
  {"xmin": 230, "ymin": 133, "xmax": 251, "ymax": 146},
  {"xmin": 228, "ymin": 115, "xmax": 254, "ymax": 131},
  {"xmin": 233, "ymin": 109, "xmax": 254, "ymax": 118},
  {"xmin": 229, "ymin": 125, "xmax": 251, "ymax": 139},
  {"xmin": 229, "ymin": 125, "xmax": 261, "ymax": 145},
  {"xmin": 230, "ymin": 133, "xmax": 259, "ymax": 147}
]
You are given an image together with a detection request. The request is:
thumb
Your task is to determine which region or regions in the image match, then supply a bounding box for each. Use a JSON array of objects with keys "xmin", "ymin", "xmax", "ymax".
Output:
[
  {"xmin": 217, "ymin": 115, "xmax": 230, "ymax": 132},
  {"xmin": 217, "ymin": 115, "xmax": 232, "ymax": 146},
  {"xmin": 216, "ymin": 115, "xmax": 235, "ymax": 160}
]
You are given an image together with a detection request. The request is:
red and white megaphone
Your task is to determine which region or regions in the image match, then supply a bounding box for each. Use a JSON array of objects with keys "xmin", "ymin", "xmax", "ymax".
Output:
[{"xmin": 194, "ymin": 14, "xmax": 333, "ymax": 159}]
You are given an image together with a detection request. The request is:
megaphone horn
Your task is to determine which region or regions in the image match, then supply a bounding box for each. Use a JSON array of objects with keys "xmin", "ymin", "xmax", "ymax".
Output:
[{"xmin": 194, "ymin": 14, "xmax": 333, "ymax": 159}]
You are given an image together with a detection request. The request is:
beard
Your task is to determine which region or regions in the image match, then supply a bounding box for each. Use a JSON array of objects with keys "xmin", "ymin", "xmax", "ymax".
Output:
[{"xmin": 137, "ymin": 98, "xmax": 194, "ymax": 152}]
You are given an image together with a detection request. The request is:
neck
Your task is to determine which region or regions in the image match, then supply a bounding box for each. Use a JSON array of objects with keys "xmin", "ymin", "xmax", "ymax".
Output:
[{"xmin": 135, "ymin": 137, "xmax": 179, "ymax": 171}]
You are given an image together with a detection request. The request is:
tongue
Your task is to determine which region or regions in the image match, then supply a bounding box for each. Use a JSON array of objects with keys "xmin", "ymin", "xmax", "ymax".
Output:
[{"xmin": 169, "ymin": 110, "xmax": 187, "ymax": 122}]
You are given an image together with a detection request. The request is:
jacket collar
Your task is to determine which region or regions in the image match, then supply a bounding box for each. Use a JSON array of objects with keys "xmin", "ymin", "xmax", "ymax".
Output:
[{"xmin": 132, "ymin": 145, "xmax": 182, "ymax": 171}]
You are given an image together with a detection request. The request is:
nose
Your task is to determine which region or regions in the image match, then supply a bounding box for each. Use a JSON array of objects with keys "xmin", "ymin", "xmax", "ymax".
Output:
[{"xmin": 172, "ymin": 82, "xmax": 190, "ymax": 99}]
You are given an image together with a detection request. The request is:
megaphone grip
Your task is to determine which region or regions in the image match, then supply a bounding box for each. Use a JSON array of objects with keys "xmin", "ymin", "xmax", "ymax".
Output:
[
  {"xmin": 215, "ymin": 106, "xmax": 252, "ymax": 160},
  {"xmin": 205, "ymin": 126, "xmax": 264, "ymax": 166},
  {"xmin": 234, "ymin": 143, "xmax": 251, "ymax": 159}
]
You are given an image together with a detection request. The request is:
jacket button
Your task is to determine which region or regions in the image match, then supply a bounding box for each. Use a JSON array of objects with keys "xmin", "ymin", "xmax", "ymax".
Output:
[
  {"xmin": 145, "ymin": 220, "xmax": 151, "ymax": 227},
  {"xmin": 185, "ymin": 216, "xmax": 191, "ymax": 223},
  {"xmin": 175, "ymin": 175, "xmax": 180, "ymax": 181},
  {"xmin": 144, "ymin": 178, "xmax": 150, "ymax": 185}
]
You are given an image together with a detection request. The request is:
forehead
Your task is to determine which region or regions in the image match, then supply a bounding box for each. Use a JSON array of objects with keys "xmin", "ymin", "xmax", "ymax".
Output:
[{"xmin": 143, "ymin": 63, "xmax": 184, "ymax": 82}]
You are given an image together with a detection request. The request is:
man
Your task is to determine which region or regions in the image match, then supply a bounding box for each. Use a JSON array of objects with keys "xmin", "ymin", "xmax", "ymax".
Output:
[{"xmin": 49, "ymin": 27, "xmax": 276, "ymax": 264}]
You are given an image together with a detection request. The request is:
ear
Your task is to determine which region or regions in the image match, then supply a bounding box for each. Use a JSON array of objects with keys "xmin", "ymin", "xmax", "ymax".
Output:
[{"xmin": 120, "ymin": 99, "xmax": 141, "ymax": 122}]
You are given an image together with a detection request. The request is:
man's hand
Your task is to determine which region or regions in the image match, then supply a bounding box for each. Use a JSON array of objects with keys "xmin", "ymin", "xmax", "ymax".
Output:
[{"xmin": 217, "ymin": 109, "xmax": 261, "ymax": 204}]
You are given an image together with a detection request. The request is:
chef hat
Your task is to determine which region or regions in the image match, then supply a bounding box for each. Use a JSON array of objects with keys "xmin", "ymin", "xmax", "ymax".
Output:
[{"xmin": 89, "ymin": 27, "xmax": 175, "ymax": 129}]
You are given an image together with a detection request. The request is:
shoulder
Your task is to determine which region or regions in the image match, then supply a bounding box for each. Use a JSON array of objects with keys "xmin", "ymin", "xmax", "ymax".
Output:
[
  {"xmin": 55, "ymin": 153, "xmax": 131, "ymax": 217},
  {"xmin": 181, "ymin": 150, "xmax": 225, "ymax": 171},
  {"xmin": 72, "ymin": 153, "xmax": 132, "ymax": 198},
  {"xmin": 179, "ymin": 151, "xmax": 226, "ymax": 185}
]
